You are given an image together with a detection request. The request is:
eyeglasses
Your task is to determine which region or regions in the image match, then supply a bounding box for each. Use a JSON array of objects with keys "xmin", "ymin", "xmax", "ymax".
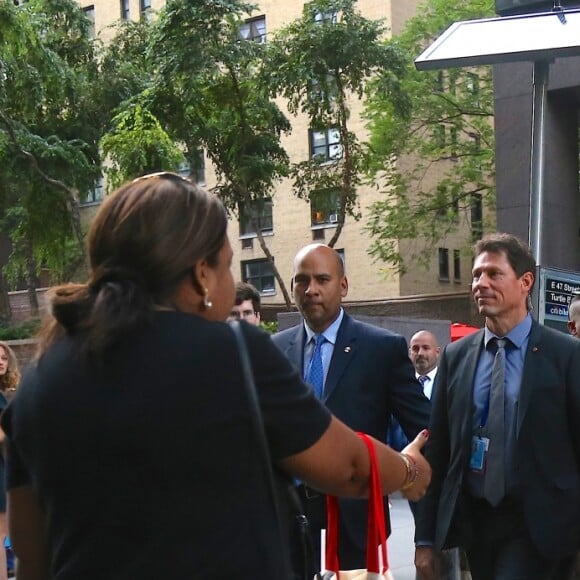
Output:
[
  {"xmin": 229, "ymin": 309, "xmax": 256, "ymax": 320},
  {"xmin": 132, "ymin": 171, "xmax": 191, "ymax": 183}
]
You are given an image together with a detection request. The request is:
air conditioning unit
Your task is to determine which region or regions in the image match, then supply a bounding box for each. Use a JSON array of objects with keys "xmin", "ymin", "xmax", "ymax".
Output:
[{"xmin": 328, "ymin": 213, "xmax": 338, "ymax": 223}]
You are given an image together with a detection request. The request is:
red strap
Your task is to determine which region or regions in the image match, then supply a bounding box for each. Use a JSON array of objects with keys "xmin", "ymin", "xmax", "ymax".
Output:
[{"xmin": 325, "ymin": 432, "xmax": 389, "ymax": 575}]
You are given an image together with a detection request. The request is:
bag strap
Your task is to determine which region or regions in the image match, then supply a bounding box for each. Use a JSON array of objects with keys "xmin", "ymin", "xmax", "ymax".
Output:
[
  {"xmin": 325, "ymin": 432, "xmax": 389, "ymax": 575},
  {"xmin": 229, "ymin": 321, "xmax": 292, "ymax": 577}
]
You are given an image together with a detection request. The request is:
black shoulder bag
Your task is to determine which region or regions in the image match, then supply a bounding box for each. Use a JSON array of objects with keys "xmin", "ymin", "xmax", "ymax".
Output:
[{"xmin": 229, "ymin": 321, "xmax": 321, "ymax": 580}]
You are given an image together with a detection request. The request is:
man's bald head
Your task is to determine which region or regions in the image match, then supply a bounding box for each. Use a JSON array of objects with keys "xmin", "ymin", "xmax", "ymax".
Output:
[
  {"xmin": 409, "ymin": 330, "xmax": 441, "ymax": 375},
  {"xmin": 292, "ymin": 244, "xmax": 348, "ymax": 334}
]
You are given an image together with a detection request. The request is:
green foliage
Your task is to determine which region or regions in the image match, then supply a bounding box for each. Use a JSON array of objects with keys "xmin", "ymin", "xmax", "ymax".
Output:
[
  {"xmin": 0, "ymin": 319, "xmax": 40, "ymax": 341},
  {"xmin": 264, "ymin": 0, "xmax": 409, "ymax": 247},
  {"xmin": 259, "ymin": 320, "xmax": 278, "ymax": 334},
  {"xmin": 95, "ymin": 20, "xmax": 156, "ymax": 129},
  {"xmin": 149, "ymin": 0, "xmax": 290, "ymax": 211},
  {"xmin": 364, "ymin": 0, "xmax": 496, "ymax": 273},
  {"xmin": 100, "ymin": 102, "xmax": 184, "ymax": 189},
  {"xmin": 0, "ymin": 0, "xmax": 105, "ymax": 288}
]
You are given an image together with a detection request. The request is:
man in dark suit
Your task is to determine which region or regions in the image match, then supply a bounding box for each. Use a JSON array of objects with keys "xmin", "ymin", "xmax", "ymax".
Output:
[
  {"xmin": 415, "ymin": 233, "xmax": 580, "ymax": 580},
  {"xmin": 272, "ymin": 243, "xmax": 431, "ymax": 573}
]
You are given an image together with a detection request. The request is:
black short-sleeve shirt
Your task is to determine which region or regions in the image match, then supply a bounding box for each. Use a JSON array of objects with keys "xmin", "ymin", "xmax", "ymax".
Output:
[{"xmin": 2, "ymin": 312, "xmax": 331, "ymax": 579}]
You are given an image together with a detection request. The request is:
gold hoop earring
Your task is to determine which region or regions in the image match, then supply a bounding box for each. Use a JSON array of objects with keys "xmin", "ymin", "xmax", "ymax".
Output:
[{"xmin": 203, "ymin": 288, "xmax": 213, "ymax": 310}]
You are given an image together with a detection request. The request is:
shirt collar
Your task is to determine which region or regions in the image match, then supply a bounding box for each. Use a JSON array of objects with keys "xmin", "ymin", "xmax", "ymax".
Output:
[
  {"xmin": 304, "ymin": 308, "xmax": 344, "ymax": 346},
  {"xmin": 416, "ymin": 367, "xmax": 438, "ymax": 381},
  {"xmin": 484, "ymin": 312, "xmax": 532, "ymax": 349}
]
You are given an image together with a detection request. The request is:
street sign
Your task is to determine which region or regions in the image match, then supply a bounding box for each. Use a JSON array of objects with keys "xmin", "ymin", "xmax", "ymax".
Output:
[{"xmin": 536, "ymin": 267, "xmax": 580, "ymax": 332}]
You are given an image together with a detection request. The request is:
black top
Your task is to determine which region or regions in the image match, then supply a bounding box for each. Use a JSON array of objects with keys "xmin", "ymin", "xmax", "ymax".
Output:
[{"xmin": 2, "ymin": 312, "xmax": 331, "ymax": 579}]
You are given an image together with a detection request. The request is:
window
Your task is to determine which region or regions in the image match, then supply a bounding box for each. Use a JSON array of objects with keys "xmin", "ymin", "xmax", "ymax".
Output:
[
  {"xmin": 312, "ymin": 228, "xmax": 325, "ymax": 241},
  {"xmin": 242, "ymin": 259, "xmax": 275, "ymax": 295},
  {"xmin": 314, "ymin": 11, "xmax": 337, "ymax": 24},
  {"xmin": 471, "ymin": 193, "xmax": 483, "ymax": 242},
  {"xmin": 140, "ymin": 0, "xmax": 152, "ymax": 21},
  {"xmin": 311, "ymin": 188, "xmax": 340, "ymax": 227},
  {"xmin": 239, "ymin": 198, "xmax": 273, "ymax": 236},
  {"xmin": 177, "ymin": 151, "xmax": 205, "ymax": 185},
  {"xmin": 336, "ymin": 248, "xmax": 345, "ymax": 272},
  {"xmin": 310, "ymin": 127, "xmax": 342, "ymax": 162},
  {"xmin": 438, "ymin": 248, "xmax": 450, "ymax": 282},
  {"xmin": 453, "ymin": 250, "xmax": 461, "ymax": 282},
  {"xmin": 450, "ymin": 126, "xmax": 458, "ymax": 159},
  {"xmin": 310, "ymin": 74, "xmax": 337, "ymax": 103},
  {"xmin": 435, "ymin": 186, "xmax": 458, "ymax": 222},
  {"xmin": 120, "ymin": 0, "xmax": 130, "ymax": 20},
  {"xmin": 83, "ymin": 6, "xmax": 95, "ymax": 39},
  {"xmin": 81, "ymin": 175, "xmax": 104, "ymax": 205},
  {"xmin": 466, "ymin": 73, "xmax": 480, "ymax": 107},
  {"xmin": 239, "ymin": 16, "xmax": 266, "ymax": 43}
]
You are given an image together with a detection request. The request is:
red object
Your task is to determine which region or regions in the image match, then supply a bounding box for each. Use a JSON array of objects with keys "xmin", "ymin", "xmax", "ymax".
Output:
[
  {"xmin": 450, "ymin": 322, "xmax": 480, "ymax": 342},
  {"xmin": 326, "ymin": 432, "xmax": 389, "ymax": 575}
]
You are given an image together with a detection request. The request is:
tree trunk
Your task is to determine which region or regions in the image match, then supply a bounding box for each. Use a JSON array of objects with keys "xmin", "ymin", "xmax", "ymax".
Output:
[
  {"xmin": 254, "ymin": 227, "xmax": 293, "ymax": 310},
  {"xmin": 242, "ymin": 192, "xmax": 293, "ymax": 310}
]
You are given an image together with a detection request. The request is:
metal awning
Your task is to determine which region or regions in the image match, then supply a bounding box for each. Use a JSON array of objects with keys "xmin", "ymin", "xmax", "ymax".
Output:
[
  {"xmin": 413, "ymin": 8, "xmax": 580, "ymax": 265},
  {"xmin": 415, "ymin": 9, "xmax": 580, "ymax": 70}
]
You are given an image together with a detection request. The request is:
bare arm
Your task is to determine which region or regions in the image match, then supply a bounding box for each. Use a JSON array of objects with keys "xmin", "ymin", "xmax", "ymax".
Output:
[
  {"xmin": 8, "ymin": 486, "xmax": 50, "ymax": 580},
  {"xmin": 279, "ymin": 416, "xmax": 430, "ymax": 500}
]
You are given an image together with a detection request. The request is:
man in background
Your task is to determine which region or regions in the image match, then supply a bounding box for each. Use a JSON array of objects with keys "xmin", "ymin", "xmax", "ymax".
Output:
[
  {"xmin": 409, "ymin": 330, "xmax": 441, "ymax": 400},
  {"xmin": 387, "ymin": 330, "xmax": 440, "ymax": 456},
  {"xmin": 228, "ymin": 281, "xmax": 261, "ymax": 326}
]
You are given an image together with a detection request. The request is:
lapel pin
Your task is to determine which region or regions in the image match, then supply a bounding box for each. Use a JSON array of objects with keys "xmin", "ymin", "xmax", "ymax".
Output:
[
  {"xmin": 532, "ymin": 346, "xmax": 539, "ymax": 352},
  {"xmin": 344, "ymin": 346, "xmax": 351, "ymax": 353}
]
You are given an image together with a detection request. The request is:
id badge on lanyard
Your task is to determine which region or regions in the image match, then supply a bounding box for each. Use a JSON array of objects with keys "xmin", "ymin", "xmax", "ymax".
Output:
[{"xmin": 470, "ymin": 394, "xmax": 490, "ymax": 474}]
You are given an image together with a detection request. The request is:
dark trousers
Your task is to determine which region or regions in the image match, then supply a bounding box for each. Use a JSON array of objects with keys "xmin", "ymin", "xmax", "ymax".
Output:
[
  {"xmin": 462, "ymin": 495, "xmax": 575, "ymax": 580},
  {"xmin": 293, "ymin": 485, "xmax": 367, "ymax": 577}
]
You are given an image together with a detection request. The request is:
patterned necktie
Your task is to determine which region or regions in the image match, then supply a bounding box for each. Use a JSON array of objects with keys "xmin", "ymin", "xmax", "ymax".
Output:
[
  {"xmin": 418, "ymin": 375, "xmax": 429, "ymax": 391},
  {"xmin": 306, "ymin": 334, "xmax": 326, "ymax": 399},
  {"xmin": 484, "ymin": 337, "xmax": 507, "ymax": 506}
]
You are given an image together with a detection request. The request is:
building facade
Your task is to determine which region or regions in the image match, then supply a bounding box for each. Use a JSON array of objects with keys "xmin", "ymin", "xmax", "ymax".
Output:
[{"xmin": 75, "ymin": 0, "xmax": 482, "ymax": 306}]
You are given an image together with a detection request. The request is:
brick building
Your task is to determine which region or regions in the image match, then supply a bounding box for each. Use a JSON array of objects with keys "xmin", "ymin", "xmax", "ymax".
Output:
[{"xmin": 71, "ymin": 0, "xmax": 484, "ymax": 316}]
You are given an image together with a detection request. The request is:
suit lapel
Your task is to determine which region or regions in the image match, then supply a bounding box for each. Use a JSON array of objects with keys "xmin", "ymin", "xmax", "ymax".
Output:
[
  {"xmin": 323, "ymin": 315, "xmax": 357, "ymax": 403},
  {"xmin": 282, "ymin": 325, "xmax": 306, "ymax": 376},
  {"xmin": 517, "ymin": 321, "xmax": 542, "ymax": 434},
  {"xmin": 457, "ymin": 331, "xmax": 484, "ymax": 452}
]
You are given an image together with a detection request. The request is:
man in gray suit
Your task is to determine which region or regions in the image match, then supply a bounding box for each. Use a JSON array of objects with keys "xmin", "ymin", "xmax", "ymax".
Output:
[{"xmin": 415, "ymin": 233, "xmax": 580, "ymax": 580}]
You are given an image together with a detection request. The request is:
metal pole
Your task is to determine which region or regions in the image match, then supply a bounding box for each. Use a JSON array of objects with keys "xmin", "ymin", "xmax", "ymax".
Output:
[{"xmin": 528, "ymin": 60, "xmax": 550, "ymax": 266}]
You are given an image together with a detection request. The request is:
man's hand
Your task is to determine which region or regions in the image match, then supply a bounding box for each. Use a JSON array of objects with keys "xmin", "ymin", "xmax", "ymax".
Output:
[{"xmin": 415, "ymin": 546, "xmax": 437, "ymax": 580}]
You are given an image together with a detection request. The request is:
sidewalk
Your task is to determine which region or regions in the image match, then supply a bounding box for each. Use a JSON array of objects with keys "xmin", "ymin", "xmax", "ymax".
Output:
[{"xmin": 388, "ymin": 493, "xmax": 417, "ymax": 580}]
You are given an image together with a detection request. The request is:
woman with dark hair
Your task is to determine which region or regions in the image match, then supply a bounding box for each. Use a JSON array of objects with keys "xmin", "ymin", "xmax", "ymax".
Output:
[
  {"xmin": 0, "ymin": 341, "xmax": 19, "ymax": 580},
  {"xmin": 2, "ymin": 173, "xmax": 430, "ymax": 580}
]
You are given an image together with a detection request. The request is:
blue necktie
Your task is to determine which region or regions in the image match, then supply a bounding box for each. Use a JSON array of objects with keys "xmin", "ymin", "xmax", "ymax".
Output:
[{"xmin": 306, "ymin": 334, "xmax": 326, "ymax": 399}]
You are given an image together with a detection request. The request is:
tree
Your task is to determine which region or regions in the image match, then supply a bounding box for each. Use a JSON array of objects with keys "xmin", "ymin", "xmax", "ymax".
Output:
[
  {"xmin": 265, "ymin": 0, "xmax": 409, "ymax": 248},
  {"xmin": 364, "ymin": 0, "xmax": 495, "ymax": 273},
  {"xmin": 146, "ymin": 0, "xmax": 293, "ymax": 306},
  {"xmin": 0, "ymin": 0, "xmax": 104, "ymax": 314},
  {"xmin": 100, "ymin": 102, "xmax": 184, "ymax": 188}
]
